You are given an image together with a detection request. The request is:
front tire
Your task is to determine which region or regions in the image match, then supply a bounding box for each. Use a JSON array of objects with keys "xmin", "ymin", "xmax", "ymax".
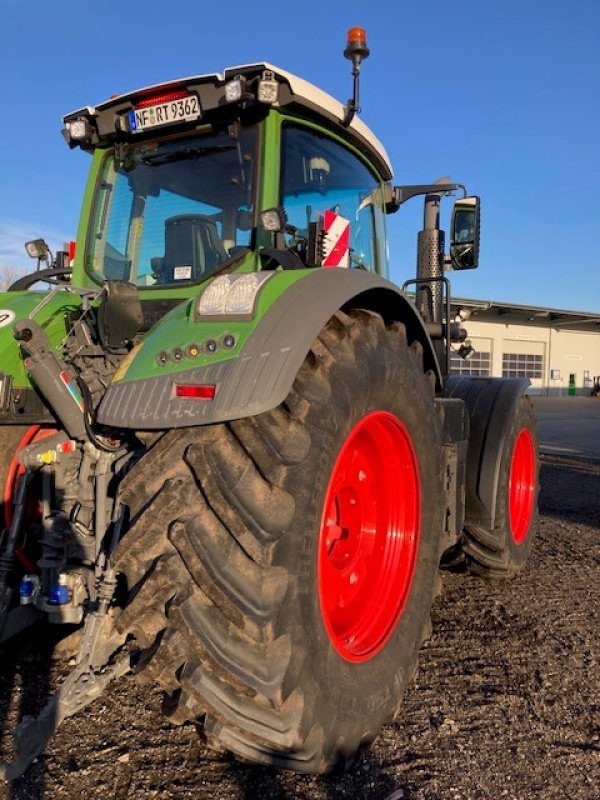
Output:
[
  {"xmin": 462, "ymin": 396, "xmax": 539, "ymax": 578},
  {"xmin": 113, "ymin": 310, "xmax": 444, "ymax": 772}
]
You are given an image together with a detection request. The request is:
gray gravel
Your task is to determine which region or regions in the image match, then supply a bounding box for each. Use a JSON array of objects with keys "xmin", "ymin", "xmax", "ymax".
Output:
[{"xmin": 1, "ymin": 454, "xmax": 598, "ymax": 800}]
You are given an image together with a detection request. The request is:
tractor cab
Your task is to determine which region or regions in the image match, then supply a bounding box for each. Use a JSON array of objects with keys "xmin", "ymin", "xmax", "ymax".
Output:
[{"xmin": 61, "ymin": 61, "xmax": 394, "ymax": 295}]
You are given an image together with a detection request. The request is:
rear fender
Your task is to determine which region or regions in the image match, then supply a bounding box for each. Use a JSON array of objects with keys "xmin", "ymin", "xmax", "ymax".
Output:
[
  {"xmin": 97, "ymin": 269, "xmax": 442, "ymax": 429},
  {"xmin": 446, "ymin": 376, "xmax": 531, "ymax": 528}
]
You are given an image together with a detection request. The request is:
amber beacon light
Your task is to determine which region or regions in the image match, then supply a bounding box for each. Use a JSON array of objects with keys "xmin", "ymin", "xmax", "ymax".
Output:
[
  {"xmin": 342, "ymin": 27, "xmax": 370, "ymax": 127},
  {"xmin": 344, "ymin": 27, "xmax": 370, "ymax": 60}
]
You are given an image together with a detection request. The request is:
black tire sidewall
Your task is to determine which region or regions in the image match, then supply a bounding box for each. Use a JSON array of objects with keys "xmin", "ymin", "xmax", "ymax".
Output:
[{"xmin": 273, "ymin": 324, "xmax": 443, "ymax": 751}]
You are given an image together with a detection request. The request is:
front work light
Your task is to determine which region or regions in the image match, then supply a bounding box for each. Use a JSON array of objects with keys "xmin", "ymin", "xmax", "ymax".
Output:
[
  {"xmin": 260, "ymin": 207, "xmax": 287, "ymax": 232},
  {"xmin": 195, "ymin": 273, "xmax": 274, "ymax": 319},
  {"xmin": 257, "ymin": 71, "xmax": 279, "ymax": 104},
  {"xmin": 67, "ymin": 119, "xmax": 89, "ymax": 140},
  {"xmin": 64, "ymin": 117, "xmax": 94, "ymax": 145},
  {"xmin": 25, "ymin": 239, "xmax": 50, "ymax": 260},
  {"xmin": 225, "ymin": 76, "xmax": 246, "ymax": 103}
]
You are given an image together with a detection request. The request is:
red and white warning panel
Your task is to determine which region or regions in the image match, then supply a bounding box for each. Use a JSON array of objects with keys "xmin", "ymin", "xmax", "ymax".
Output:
[{"xmin": 321, "ymin": 210, "xmax": 350, "ymax": 268}]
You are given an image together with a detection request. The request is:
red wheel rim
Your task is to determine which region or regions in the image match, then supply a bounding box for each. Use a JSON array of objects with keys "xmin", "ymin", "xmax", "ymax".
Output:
[
  {"xmin": 318, "ymin": 411, "xmax": 421, "ymax": 663},
  {"xmin": 508, "ymin": 428, "xmax": 536, "ymax": 545},
  {"xmin": 4, "ymin": 425, "xmax": 57, "ymax": 570}
]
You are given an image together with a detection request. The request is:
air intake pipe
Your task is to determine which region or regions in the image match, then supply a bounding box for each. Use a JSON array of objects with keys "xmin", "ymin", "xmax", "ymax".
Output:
[{"xmin": 416, "ymin": 188, "xmax": 446, "ymax": 325}]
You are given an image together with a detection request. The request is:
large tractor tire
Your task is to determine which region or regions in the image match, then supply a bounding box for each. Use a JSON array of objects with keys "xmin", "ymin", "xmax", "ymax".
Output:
[
  {"xmin": 462, "ymin": 396, "xmax": 539, "ymax": 578},
  {"xmin": 113, "ymin": 309, "xmax": 444, "ymax": 773}
]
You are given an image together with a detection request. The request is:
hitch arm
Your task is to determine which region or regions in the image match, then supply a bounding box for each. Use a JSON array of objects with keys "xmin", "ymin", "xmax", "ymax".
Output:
[
  {"xmin": 0, "ymin": 567, "xmax": 132, "ymax": 782},
  {"xmin": 0, "ymin": 652, "xmax": 132, "ymax": 782}
]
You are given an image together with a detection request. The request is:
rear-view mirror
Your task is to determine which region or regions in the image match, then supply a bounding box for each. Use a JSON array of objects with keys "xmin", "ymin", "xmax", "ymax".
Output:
[{"xmin": 450, "ymin": 196, "xmax": 480, "ymax": 270}]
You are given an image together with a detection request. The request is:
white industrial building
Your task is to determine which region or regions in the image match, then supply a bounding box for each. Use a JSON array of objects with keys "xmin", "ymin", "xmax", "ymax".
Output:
[{"xmin": 449, "ymin": 299, "xmax": 600, "ymax": 396}]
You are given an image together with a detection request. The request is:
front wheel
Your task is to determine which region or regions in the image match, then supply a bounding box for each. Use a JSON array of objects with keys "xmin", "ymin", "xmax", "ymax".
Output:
[
  {"xmin": 462, "ymin": 396, "xmax": 539, "ymax": 578},
  {"xmin": 113, "ymin": 310, "xmax": 444, "ymax": 772}
]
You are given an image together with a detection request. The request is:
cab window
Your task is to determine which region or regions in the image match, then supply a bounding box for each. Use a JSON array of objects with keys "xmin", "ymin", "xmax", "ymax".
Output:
[
  {"xmin": 280, "ymin": 124, "xmax": 387, "ymax": 274},
  {"xmin": 88, "ymin": 127, "xmax": 256, "ymax": 287}
]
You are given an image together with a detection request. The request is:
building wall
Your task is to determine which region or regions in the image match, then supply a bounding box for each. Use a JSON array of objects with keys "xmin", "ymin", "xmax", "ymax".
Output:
[{"xmin": 451, "ymin": 319, "xmax": 600, "ymax": 395}]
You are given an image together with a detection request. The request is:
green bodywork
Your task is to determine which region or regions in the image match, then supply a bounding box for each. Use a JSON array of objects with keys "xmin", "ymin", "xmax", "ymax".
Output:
[
  {"xmin": 0, "ymin": 291, "xmax": 82, "ymax": 388},
  {"xmin": 110, "ymin": 269, "xmax": 308, "ymax": 383}
]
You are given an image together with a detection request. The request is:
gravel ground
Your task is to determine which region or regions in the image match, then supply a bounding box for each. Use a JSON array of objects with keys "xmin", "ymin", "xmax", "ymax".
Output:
[{"xmin": 1, "ymin": 454, "xmax": 598, "ymax": 800}]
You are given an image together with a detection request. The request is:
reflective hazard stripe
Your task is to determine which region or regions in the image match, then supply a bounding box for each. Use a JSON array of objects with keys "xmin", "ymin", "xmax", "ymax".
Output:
[{"xmin": 322, "ymin": 210, "xmax": 350, "ymax": 268}]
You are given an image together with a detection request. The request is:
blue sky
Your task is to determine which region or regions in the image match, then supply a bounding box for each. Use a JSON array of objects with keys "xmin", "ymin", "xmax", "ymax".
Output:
[{"xmin": 1, "ymin": 0, "xmax": 598, "ymax": 312}]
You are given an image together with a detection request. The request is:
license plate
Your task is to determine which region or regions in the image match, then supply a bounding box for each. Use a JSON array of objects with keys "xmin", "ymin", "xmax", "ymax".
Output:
[{"xmin": 129, "ymin": 95, "xmax": 200, "ymax": 133}]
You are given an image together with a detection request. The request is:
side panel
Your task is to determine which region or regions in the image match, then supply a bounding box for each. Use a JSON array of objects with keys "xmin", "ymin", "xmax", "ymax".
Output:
[
  {"xmin": 446, "ymin": 375, "xmax": 531, "ymax": 529},
  {"xmin": 97, "ymin": 269, "xmax": 441, "ymax": 429}
]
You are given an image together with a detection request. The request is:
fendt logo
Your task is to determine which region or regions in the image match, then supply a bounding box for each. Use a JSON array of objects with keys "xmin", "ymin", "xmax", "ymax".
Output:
[{"xmin": 0, "ymin": 310, "xmax": 16, "ymax": 328}]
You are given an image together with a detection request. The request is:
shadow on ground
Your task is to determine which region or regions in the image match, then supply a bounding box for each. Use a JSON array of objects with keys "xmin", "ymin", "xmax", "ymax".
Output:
[{"xmin": 539, "ymin": 455, "xmax": 600, "ymax": 527}]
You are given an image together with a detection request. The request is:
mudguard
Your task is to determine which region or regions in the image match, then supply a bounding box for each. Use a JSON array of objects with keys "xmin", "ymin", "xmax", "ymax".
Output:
[
  {"xmin": 446, "ymin": 375, "xmax": 530, "ymax": 529},
  {"xmin": 97, "ymin": 269, "xmax": 442, "ymax": 430}
]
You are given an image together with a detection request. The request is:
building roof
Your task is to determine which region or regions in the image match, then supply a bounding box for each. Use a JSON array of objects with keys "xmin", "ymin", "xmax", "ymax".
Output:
[{"xmin": 452, "ymin": 297, "xmax": 600, "ymax": 334}]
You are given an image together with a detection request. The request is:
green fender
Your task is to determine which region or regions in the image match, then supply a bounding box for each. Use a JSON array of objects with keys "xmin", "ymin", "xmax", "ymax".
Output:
[{"xmin": 97, "ymin": 269, "xmax": 442, "ymax": 430}]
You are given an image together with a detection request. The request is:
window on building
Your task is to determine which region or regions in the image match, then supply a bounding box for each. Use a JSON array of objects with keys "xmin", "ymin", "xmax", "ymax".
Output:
[
  {"xmin": 502, "ymin": 353, "xmax": 544, "ymax": 379},
  {"xmin": 450, "ymin": 351, "xmax": 491, "ymax": 376}
]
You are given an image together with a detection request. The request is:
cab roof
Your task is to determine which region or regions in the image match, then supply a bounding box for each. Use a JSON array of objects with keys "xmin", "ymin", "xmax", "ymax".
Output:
[{"xmin": 63, "ymin": 62, "xmax": 393, "ymax": 180}]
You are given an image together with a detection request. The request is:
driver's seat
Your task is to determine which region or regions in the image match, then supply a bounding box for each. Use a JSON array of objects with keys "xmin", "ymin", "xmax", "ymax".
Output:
[{"xmin": 153, "ymin": 214, "xmax": 228, "ymax": 283}]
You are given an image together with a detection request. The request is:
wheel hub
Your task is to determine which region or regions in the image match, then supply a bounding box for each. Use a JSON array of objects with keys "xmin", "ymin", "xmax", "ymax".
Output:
[
  {"xmin": 318, "ymin": 411, "xmax": 421, "ymax": 663},
  {"xmin": 509, "ymin": 427, "xmax": 536, "ymax": 545}
]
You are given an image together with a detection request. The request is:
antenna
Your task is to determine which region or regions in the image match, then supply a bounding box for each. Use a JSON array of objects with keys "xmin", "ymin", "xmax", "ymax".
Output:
[{"xmin": 343, "ymin": 27, "xmax": 370, "ymax": 127}]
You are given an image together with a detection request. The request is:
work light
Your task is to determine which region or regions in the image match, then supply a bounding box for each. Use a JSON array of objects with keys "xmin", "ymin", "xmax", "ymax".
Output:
[
  {"xmin": 24, "ymin": 239, "xmax": 50, "ymax": 260},
  {"xmin": 64, "ymin": 117, "xmax": 94, "ymax": 145},
  {"xmin": 260, "ymin": 207, "xmax": 286, "ymax": 232},
  {"xmin": 224, "ymin": 77, "xmax": 245, "ymax": 103},
  {"xmin": 195, "ymin": 273, "xmax": 273, "ymax": 318},
  {"xmin": 257, "ymin": 71, "xmax": 279, "ymax": 104}
]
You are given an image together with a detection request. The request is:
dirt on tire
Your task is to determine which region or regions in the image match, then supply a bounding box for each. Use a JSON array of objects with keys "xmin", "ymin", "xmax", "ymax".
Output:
[{"xmin": 1, "ymin": 453, "xmax": 598, "ymax": 799}]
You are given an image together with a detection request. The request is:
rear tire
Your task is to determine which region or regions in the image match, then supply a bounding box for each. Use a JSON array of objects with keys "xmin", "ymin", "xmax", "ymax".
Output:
[
  {"xmin": 113, "ymin": 310, "xmax": 444, "ymax": 772},
  {"xmin": 462, "ymin": 396, "xmax": 539, "ymax": 578}
]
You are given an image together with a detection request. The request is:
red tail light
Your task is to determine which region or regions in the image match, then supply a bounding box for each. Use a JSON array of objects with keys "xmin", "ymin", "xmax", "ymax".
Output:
[
  {"xmin": 136, "ymin": 89, "xmax": 190, "ymax": 108},
  {"xmin": 175, "ymin": 384, "xmax": 216, "ymax": 400}
]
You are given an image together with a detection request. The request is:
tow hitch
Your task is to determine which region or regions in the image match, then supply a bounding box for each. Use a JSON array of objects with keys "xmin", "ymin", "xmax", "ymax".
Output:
[
  {"xmin": 0, "ymin": 563, "xmax": 134, "ymax": 782},
  {"xmin": 1, "ymin": 488, "xmax": 135, "ymax": 783}
]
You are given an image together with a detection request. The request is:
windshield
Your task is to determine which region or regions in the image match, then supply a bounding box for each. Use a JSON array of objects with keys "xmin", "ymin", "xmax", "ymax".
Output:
[{"xmin": 87, "ymin": 127, "xmax": 257, "ymax": 287}]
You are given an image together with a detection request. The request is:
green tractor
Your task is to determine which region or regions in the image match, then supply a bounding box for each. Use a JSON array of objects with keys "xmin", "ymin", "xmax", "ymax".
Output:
[{"xmin": 0, "ymin": 30, "xmax": 539, "ymax": 778}]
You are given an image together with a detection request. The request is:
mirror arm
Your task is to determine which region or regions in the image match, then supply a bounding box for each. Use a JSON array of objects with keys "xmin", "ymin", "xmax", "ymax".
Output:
[{"xmin": 386, "ymin": 182, "xmax": 467, "ymax": 213}]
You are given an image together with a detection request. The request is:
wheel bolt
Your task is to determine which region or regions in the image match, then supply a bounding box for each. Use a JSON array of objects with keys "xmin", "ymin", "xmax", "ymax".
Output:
[
  {"xmin": 358, "ymin": 470, "xmax": 367, "ymax": 481},
  {"xmin": 349, "ymin": 572, "xmax": 357, "ymax": 584}
]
